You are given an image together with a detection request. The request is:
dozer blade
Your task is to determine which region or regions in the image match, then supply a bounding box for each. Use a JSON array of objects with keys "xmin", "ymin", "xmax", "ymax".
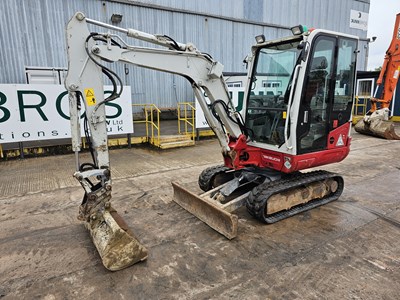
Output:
[
  {"xmin": 354, "ymin": 118, "xmax": 400, "ymax": 140},
  {"xmin": 172, "ymin": 182, "xmax": 239, "ymax": 239},
  {"xmin": 85, "ymin": 207, "xmax": 148, "ymax": 271}
]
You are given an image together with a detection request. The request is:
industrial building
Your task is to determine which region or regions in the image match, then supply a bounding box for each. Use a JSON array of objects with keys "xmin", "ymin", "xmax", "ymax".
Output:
[{"xmin": 1, "ymin": 0, "xmax": 371, "ymax": 108}]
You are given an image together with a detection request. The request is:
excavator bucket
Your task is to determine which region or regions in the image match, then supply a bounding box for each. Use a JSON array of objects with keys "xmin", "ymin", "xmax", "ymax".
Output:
[
  {"xmin": 354, "ymin": 118, "xmax": 400, "ymax": 140},
  {"xmin": 85, "ymin": 207, "xmax": 148, "ymax": 271},
  {"xmin": 172, "ymin": 181, "xmax": 244, "ymax": 239}
]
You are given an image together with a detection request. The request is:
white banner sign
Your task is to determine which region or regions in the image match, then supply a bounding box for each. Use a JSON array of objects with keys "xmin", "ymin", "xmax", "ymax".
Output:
[
  {"xmin": 350, "ymin": 10, "xmax": 368, "ymax": 31},
  {"xmin": 0, "ymin": 84, "xmax": 133, "ymax": 143}
]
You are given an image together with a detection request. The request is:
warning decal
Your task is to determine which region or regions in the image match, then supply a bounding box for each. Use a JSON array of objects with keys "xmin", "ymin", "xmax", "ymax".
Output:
[
  {"xmin": 84, "ymin": 88, "xmax": 96, "ymax": 106},
  {"xmin": 336, "ymin": 135, "xmax": 344, "ymax": 147}
]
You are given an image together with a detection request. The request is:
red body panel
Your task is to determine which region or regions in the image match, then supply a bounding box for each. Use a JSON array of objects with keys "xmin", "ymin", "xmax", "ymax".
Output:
[{"xmin": 224, "ymin": 123, "xmax": 351, "ymax": 173}]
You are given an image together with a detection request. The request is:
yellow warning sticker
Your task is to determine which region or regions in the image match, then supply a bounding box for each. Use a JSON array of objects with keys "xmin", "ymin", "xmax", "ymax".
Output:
[{"xmin": 84, "ymin": 88, "xmax": 96, "ymax": 106}]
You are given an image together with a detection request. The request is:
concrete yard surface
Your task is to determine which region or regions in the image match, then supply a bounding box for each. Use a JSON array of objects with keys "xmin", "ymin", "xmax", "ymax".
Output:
[{"xmin": 1, "ymin": 132, "xmax": 400, "ymax": 299}]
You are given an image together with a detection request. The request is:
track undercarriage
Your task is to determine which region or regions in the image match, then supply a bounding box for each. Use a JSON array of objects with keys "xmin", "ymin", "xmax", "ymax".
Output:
[{"xmin": 172, "ymin": 165, "xmax": 344, "ymax": 239}]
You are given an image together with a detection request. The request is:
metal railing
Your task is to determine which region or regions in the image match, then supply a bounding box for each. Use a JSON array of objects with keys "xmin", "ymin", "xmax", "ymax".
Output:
[
  {"xmin": 0, "ymin": 103, "xmax": 162, "ymax": 159},
  {"xmin": 177, "ymin": 102, "xmax": 195, "ymax": 141},
  {"xmin": 132, "ymin": 103, "xmax": 161, "ymax": 146},
  {"xmin": 353, "ymin": 96, "xmax": 368, "ymax": 117}
]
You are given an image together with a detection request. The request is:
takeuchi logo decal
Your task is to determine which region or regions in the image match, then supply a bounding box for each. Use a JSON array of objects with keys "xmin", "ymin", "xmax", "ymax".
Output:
[{"xmin": 262, "ymin": 155, "xmax": 281, "ymax": 162}]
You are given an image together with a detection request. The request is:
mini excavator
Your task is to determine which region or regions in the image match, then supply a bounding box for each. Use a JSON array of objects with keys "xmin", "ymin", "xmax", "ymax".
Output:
[
  {"xmin": 355, "ymin": 13, "xmax": 400, "ymax": 139},
  {"xmin": 65, "ymin": 12, "xmax": 358, "ymax": 270}
]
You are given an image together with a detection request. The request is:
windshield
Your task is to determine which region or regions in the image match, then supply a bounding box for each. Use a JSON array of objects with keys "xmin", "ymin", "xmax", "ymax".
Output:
[{"xmin": 245, "ymin": 40, "xmax": 302, "ymax": 146}]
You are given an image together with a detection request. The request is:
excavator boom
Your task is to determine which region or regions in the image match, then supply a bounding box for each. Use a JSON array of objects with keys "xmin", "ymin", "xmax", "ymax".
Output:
[{"xmin": 65, "ymin": 12, "xmax": 245, "ymax": 270}]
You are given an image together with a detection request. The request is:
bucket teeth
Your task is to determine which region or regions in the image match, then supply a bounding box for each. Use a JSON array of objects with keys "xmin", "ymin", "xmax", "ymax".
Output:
[{"xmin": 86, "ymin": 208, "xmax": 148, "ymax": 271}]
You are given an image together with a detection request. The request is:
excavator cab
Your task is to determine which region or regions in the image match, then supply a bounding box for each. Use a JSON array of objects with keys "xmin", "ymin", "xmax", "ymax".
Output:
[{"xmin": 241, "ymin": 30, "xmax": 358, "ymax": 168}]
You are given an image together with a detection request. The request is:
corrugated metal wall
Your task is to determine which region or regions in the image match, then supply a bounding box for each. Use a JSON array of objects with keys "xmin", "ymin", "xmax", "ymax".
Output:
[{"xmin": 0, "ymin": 0, "xmax": 370, "ymax": 108}]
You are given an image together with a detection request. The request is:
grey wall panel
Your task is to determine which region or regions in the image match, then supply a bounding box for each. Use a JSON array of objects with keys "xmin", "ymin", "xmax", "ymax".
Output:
[{"xmin": 0, "ymin": 0, "xmax": 371, "ymax": 109}]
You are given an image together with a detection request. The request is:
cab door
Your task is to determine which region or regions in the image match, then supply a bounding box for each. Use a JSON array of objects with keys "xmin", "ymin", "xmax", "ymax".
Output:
[
  {"xmin": 296, "ymin": 35, "xmax": 357, "ymax": 154},
  {"xmin": 296, "ymin": 35, "xmax": 336, "ymax": 154}
]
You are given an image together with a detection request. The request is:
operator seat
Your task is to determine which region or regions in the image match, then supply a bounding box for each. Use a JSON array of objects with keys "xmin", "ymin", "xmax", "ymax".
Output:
[
  {"xmin": 306, "ymin": 56, "xmax": 328, "ymax": 104},
  {"xmin": 300, "ymin": 56, "xmax": 329, "ymax": 150}
]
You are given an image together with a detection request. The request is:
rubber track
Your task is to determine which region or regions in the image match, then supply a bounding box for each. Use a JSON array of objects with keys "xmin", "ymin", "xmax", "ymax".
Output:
[
  {"xmin": 198, "ymin": 165, "xmax": 231, "ymax": 192},
  {"xmin": 246, "ymin": 170, "xmax": 344, "ymax": 223}
]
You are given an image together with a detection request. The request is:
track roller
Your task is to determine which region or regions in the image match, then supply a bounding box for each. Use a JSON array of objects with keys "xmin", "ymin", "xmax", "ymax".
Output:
[{"xmin": 246, "ymin": 170, "xmax": 344, "ymax": 223}]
